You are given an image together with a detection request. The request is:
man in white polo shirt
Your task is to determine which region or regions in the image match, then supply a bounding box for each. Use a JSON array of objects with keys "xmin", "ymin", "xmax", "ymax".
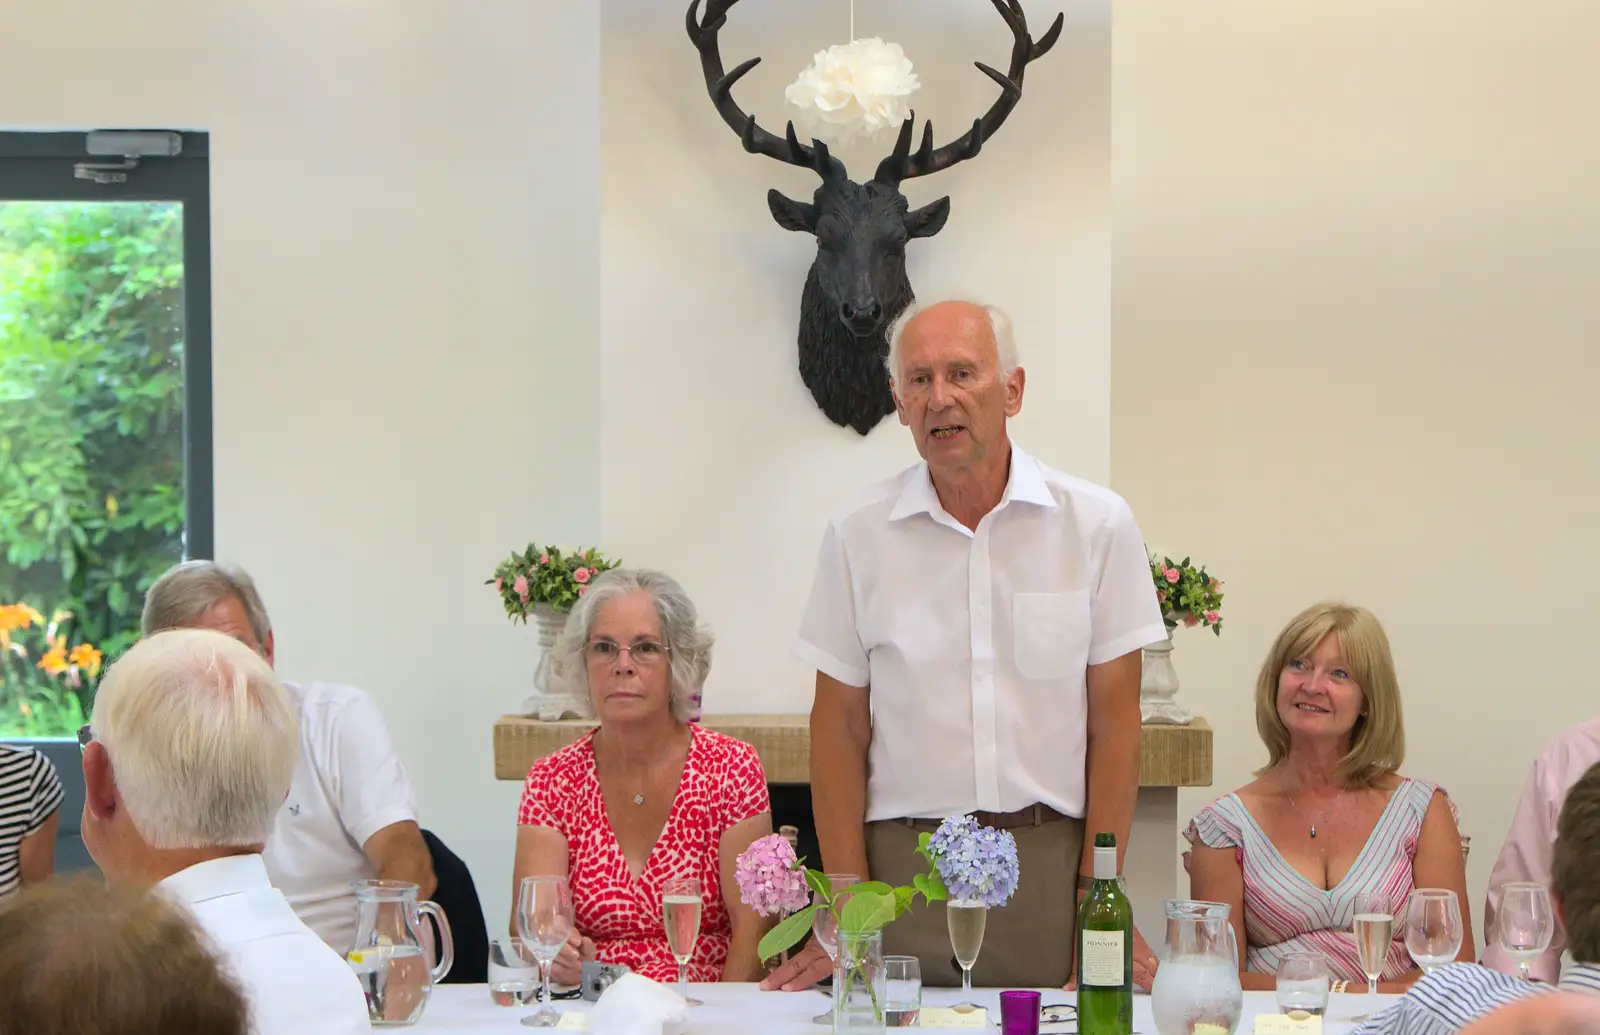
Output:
[
  {"xmin": 142, "ymin": 559, "xmax": 435, "ymax": 954},
  {"xmin": 764, "ymin": 297, "xmax": 1167, "ymax": 991},
  {"xmin": 79, "ymin": 627, "xmax": 369, "ymax": 1035}
]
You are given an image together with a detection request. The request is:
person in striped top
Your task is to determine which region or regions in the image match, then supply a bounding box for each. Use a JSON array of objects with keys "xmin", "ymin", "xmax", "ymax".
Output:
[
  {"xmin": 1348, "ymin": 760, "xmax": 1600, "ymax": 1035},
  {"xmin": 1185, "ymin": 602, "xmax": 1473, "ymax": 991},
  {"xmin": 0, "ymin": 743, "xmax": 63, "ymax": 899}
]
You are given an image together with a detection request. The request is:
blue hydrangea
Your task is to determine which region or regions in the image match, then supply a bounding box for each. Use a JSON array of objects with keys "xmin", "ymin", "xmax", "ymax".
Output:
[{"xmin": 927, "ymin": 814, "xmax": 1020, "ymax": 909}]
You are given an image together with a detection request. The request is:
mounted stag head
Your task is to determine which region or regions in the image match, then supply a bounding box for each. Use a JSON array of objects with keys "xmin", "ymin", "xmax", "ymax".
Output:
[{"xmin": 687, "ymin": 0, "xmax": 1062, "ymax": 435}]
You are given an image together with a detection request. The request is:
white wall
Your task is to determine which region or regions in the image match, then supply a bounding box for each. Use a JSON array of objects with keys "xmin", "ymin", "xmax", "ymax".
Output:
[
  {"xmin": 600, "ymin": 0, "xmax": 1112, "ymax": 714},
  {"xmin": 0, "ymin": 0, "xmax": 601, "ymax": 936},
  {"xmin": 1111, "ymin": 1, "xmax": 1600, "ymax": 934}
]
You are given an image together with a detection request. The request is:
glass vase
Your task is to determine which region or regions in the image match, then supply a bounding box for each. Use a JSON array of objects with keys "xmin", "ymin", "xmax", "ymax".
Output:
[{"xmin": 832, "ymin": 929, "xmax": 886, "ymax": 1034}]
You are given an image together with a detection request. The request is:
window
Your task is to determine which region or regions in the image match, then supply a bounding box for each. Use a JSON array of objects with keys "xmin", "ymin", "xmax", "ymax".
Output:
[{"xmin": 0, "ymin": 131, "xmax": 212, "ymax": 737}]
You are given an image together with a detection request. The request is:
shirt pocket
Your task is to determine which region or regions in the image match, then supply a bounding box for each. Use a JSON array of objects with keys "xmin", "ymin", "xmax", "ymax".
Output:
[{"xmin": 1012, "ymin": 590, "xmax": 1091, "ymax": 681}]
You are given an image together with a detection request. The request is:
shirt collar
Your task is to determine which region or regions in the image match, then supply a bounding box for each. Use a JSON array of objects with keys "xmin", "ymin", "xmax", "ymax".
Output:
[
  {"xmin": 888, "ymin": 443, "xmax": 1057, "ymax": 524},
  {"xmin": 1560, "ymin": 962, "xmax": 1600, "ymax": 994},
  {"xmin": 157, "ymin": 853, "xmax": 272, "ymax": 906}
]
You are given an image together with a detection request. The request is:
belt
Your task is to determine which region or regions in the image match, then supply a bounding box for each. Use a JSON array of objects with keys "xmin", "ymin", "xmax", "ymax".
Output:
[{"xmin": 893, "ymin": 803, "xmax": 1070, "ymax": 831}]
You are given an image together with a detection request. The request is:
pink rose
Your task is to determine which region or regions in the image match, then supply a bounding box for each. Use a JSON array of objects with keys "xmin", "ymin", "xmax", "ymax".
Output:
[
  {"xmin": 1205, "ymin": 610, "xmax": 1221, "ymax": 624},
  {"xmin": 1183, "ymin": 613, "xmax": 1200, "ymax": 628},
  {"xmin": 540, "ymin": 554, "xmax": 550, "ymax": 565},
  {"xmin": 513, "ymin": 575, "xmax": 529, "ymax": 597},
  {"xmin": 574, "ymin": 567, "xmax": 591, "ymax": 584},
  {"xmin": 578, "ymin": 585, "xmax": 588, "ymax": 597},
  {"xmin": 494, "ymin": 578, "xmax": 503, "ymax": 592},
  {"xmin": 1164, "ymin": 568, "xmax": 1180, "ymax": 584}
]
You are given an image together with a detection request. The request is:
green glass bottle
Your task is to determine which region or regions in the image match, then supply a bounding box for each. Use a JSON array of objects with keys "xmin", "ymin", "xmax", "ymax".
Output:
[{"xmin": 1076, "ymin": 832, "xmax": 1133, "ymax": 1035}]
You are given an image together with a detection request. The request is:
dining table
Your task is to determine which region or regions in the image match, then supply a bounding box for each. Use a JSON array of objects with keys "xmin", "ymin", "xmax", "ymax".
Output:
[{"xmin": 412, "ymin": 983, "xmax": 1400, "ymax": 1033}]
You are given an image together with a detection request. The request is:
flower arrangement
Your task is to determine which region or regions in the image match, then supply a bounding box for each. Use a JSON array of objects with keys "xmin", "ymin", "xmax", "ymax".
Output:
[
  {"xmin": 1149, "ymin": 551, "xmax": 1224, "ymax": 636},
  {"xmin": 918, "ymin": 815, "xmax": 1020, "ymax": 908},
  {"xmin": 784, "ymin": 37, "xmax": 920, "ymax": 145},
  {"xmin": 487, "ymin": 544, "xmax": 620, "ymax": 621},
  {"xmin": 736, "ymin": 813, "xmax": 1020, "ymax": 975}
]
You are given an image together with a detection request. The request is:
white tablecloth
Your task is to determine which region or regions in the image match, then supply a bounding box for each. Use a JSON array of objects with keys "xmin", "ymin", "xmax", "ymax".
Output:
[{"xmin": 414, "ymin": 983, "xmax": 1400, "ymax": 1033}]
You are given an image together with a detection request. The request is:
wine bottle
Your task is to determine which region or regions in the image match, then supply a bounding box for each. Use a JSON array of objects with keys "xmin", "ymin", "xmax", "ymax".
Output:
[{"xmin": 1077, "ymin": 832, "xmax": 1133, "ymax": 1035}]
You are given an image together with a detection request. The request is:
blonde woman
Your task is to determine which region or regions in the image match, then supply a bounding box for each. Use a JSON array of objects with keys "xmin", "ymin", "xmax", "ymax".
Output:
[{"xmin": 1185, "ymin": 603, "xmax": 1472, "ymax": 991}]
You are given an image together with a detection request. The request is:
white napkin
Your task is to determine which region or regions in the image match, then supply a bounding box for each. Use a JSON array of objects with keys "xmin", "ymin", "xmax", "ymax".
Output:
[{"xmin": 586, "ymin": 973, "xmax": 690, "ymax": 1035}]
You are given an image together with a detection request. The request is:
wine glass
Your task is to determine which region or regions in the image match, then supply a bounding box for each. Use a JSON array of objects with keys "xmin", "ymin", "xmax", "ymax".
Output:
[
  {"xmin": 1405, "ymin": 889, "xmax": 1464, "ymax": 975},
  {"xmin": 662, "ymin": 876, "xmax": 704, "ymax": 1007},
  {"xmin": 809, "ymin": 873, "xmax": 859, "ymax": 1026},
  {"xmin": 946, "ymin": 899, "xmax": 988, "ymax": 1013},
  {"xmin": 1497, "ymin": 883, "xmax": 1555, "ymax": 981},
  {"xmin": 516, "ymin": 875, "xmax": 573, "ymax": 1028},
  {"xmin": 1351, "ymin": 891, "xmax": 1397, "ymax": 1021}
]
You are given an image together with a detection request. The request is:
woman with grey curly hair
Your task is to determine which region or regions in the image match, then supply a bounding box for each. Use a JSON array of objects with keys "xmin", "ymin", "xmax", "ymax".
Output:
[{"xmin": 512, "ymin": 569, "xmax": 774, "ymax": 987}]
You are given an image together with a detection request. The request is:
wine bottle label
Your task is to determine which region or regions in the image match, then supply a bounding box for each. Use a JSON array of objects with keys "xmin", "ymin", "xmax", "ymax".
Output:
[{"xmin": 1080, "ymin": 930, "xmax": 1125, "ymax": 986}]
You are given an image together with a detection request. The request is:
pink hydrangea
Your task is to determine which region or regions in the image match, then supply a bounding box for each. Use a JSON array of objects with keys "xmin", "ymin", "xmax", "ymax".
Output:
[{"xmin": 734, "ymin": 834, "xmax": 810, "ymax": 917}]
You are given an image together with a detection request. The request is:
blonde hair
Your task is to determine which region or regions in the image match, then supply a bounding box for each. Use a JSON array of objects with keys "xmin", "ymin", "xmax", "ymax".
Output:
[
  {"xmin": 1253, "ymin": 602, "xmax": 1404, "ymax": 787},
  {"xmin": 90, "ymin": 628, "xmax": 298, "ymax": 850}
]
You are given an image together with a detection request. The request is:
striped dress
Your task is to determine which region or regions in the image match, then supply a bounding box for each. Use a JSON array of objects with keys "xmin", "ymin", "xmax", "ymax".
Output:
[
  {"xmin": 0, "ymin": 745, "xmax": 64, "ymax": 899},
  {"xmin": 1184, "ymin": 778, "xmax": 1455, "ymax": 983}
]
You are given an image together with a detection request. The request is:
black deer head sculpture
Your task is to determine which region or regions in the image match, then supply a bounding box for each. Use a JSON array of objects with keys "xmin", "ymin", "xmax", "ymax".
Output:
[{"xmin": 687, "ymin": 0, "xmax": 1062, "ymax": 435}]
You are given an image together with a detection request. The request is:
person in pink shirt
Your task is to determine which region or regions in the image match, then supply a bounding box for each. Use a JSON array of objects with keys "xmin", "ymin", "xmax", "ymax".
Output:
[{"xmin": 1483, "ymin": 716, "xmax": 1600, "ymax": 982}]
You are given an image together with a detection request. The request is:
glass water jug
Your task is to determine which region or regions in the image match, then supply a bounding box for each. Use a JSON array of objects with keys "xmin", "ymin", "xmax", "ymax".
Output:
[
  {"xmin": 1149, "ymin": 900, "xmax": 1243, "ymax": 1035},
  {"xmin": 345, "ymin": 879, "xmax": 455, "ymax": 1026}
]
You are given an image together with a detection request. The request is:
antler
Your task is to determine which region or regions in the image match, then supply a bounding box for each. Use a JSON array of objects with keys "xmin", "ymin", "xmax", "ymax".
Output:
[
  {"xmin": 872, "ymin": 0, "xmax": 1064, "ymax": 186},
  {"xmin": 686, "ymin": 0, "xmax": 847, "ymax": 182}
]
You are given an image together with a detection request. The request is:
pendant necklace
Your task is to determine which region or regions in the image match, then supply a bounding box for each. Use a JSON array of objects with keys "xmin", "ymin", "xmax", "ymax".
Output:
[{"xmin": 1285, "ymin": 786, "xmax": 1346, "ymax": 839}]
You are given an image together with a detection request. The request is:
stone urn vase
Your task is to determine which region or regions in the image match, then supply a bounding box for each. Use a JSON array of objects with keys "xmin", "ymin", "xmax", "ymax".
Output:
[
  {"xmin": 523, "ymin": 605, "xmax": 594, "ymax": 721},
  {"xmin": 1140, "ymin": 629, "xmax": 1193, "ymax": 725}
]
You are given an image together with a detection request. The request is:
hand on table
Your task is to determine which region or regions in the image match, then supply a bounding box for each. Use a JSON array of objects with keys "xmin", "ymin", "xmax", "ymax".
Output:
[
  {"xmin": 760, "ymin": 940, "xmax": 832, "ymax": 991},
  {"xmin": 550, "ymin": 926, "xmax": 597, "ymax": 986},
  {"xmin": 1064, "ymin": 923, "xmax": 1160, "ymax": 994}
]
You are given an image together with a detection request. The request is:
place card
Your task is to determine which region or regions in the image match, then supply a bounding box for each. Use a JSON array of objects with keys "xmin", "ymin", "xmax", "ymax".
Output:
[
  {"xmin": 556, "ymin": 1012, "xmax": 589, "ymax": 1031},
  {"xmin": 918, "ymin": 1006, "xmax": 989, "ymax": 1028},
  {"xmin": 1253, "ymin": 1012, "xmax": 1322, "ymax": 1035}
]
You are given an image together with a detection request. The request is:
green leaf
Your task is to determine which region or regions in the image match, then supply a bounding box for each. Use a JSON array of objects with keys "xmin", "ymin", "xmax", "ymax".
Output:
[
  {"xmin": 838, "ymin": 890, "xmax": 896, "ymax": 935},
  {"xmin": 756, "ymin": 903, "xmax": 819, "ymax": 963},
  {"xmin": 893, "ymin": 885, "xmax": 917, "ymax": 918},
  {"xmin": 842, "ymin": 880, "xmax": 893, "ymax": 899},
  {"xmin": 803, "ymin": 868, "xmax": 833, "ymax": 903}
]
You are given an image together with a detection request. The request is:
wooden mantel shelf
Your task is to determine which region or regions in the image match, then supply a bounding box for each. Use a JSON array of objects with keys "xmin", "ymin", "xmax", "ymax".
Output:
[{"xmin": 494, "ymin": 714, "xmax": 1212, "ymax": 788}]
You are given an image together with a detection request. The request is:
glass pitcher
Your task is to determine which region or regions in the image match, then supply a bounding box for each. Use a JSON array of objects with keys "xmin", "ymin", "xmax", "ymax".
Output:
[
  {"xmin": 345, "ymin": 879, "xmax": 455, "ymax": 1026},
  {"xmin": 1150, "ymin": 900, "xmax": 1243, "ymax": 1035}
]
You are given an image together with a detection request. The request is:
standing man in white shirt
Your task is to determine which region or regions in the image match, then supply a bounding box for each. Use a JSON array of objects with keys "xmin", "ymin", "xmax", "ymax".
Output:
[
  {"xmin": 142, "ymin": 559, "xmax": 435, "ymax": 954},
  {"xmin": 78, "ymin": 627, "xmax": 370, "ymax": 1035},
  {"xmin": 764, "ymin": 298, "xmax": 1167, "ymax": 992}
]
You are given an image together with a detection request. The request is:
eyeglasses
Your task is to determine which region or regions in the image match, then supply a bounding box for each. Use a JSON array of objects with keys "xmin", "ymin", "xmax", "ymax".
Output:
[
  {"xmin": 584, "ymin": 639, "xmax": 670, "ymax": 666},
  {"xmin": 77, "ymin": 723, "xmax": 94, "ymax": 752}
]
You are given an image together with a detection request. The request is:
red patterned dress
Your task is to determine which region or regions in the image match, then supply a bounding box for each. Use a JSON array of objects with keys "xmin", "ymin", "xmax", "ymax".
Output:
[{"xmin": 517, "ymin": 726, "xmax": 770, "ymax": 982}]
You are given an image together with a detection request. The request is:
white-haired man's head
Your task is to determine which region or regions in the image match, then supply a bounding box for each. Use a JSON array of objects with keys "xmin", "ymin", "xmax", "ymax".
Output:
[
  {"xmin": 885, "ymin": 296, "xmax": 1019, "ymax": 384},
  {"xmin": 82, "ymin": 628, "xmax": 297, "ymax": 874},
  {"xmin": 883, "ymin": 297, "xmax": 1026, "ymax": 475}
]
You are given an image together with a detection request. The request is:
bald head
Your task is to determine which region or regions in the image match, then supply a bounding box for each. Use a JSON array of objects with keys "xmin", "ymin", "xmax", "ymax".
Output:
[{"xmin": 886, "ymin": 297, "xmax": 1018, "ymax": 383}]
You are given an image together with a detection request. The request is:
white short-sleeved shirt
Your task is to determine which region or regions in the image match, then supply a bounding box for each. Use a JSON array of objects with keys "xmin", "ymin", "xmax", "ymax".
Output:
[
  {"xmin": 160, "ymin": 854, "xmax": 371, "ymax": 1035},
  {"xmin": 261, "ymin": 680, "xmax": 420, "ymax": 954},
  {"xmin": 794, "ymin": 445, "xmax": 1166, "ymax": 822}
]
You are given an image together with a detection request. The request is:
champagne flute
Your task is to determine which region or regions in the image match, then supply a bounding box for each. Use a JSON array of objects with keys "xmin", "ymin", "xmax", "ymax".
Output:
[
  {"xmin": 662, "ymin": 876, "xmax": 704, "ymax": 1007},
  {"xmin": 809, "ymin": 873, "xmax": 859, "ymax": 1026},
  {"xmin": 946, "ymin": 899, "xmax": 988, "ymax": 1013},
  {"xmin": 1405, "ymin": 889, "xmax": 1464, "ymax": 975},
  {"xmin": 1497, "ymin": 883, "xmax": 1555, "ymax": 981},
  {"xmin": 516, "ymin": 875, "xmax": 574, "ymax": 1028},
  {"xmin": 1351, "ymin": 891, "xmax": 1395, "ymax": 1021}
]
